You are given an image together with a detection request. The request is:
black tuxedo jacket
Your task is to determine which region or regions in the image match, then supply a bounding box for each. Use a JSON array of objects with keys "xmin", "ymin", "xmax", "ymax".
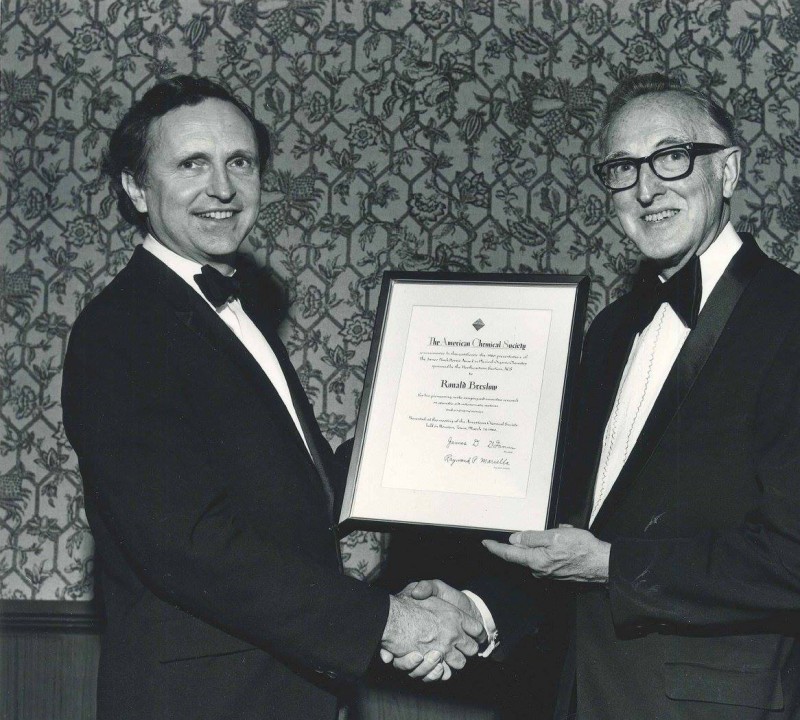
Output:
[
  {"xmin": 486, "ymin": 236, "xmax": 800, "ymax": 719},
  {"xmin": 62, "ymin": 246, "xmax": 389, "ymax": 720}
]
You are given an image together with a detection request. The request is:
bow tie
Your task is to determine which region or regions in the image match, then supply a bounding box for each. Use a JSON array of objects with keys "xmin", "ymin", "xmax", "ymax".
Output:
[
  {"xmin": 194, "ymin": 264, "xmax": 241, "ymax": 307},
  {"xmin": 633, "ymin": 254, "xmax": 702, "ymax": 333}
]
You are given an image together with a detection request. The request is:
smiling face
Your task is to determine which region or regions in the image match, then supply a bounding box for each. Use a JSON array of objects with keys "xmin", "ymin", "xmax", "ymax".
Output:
[
  {"xmin": 602, "ymin": 92, "xmax": 740, "ymax": 278},
  {"xmin": 121, "ymin": 98, "xmax": 261, "ymax": 272}
]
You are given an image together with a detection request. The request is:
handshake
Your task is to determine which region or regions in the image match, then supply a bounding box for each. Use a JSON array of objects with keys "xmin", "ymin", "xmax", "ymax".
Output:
[{"xmin": 379, "ymin": 579, "xmax": 486, "ymax": 682}]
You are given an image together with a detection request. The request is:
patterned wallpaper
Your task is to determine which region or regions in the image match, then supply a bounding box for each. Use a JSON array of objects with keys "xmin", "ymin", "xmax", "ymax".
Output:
[{"xmin": 1, "ymin": 0, "xmax": 798, "ymax": 601}]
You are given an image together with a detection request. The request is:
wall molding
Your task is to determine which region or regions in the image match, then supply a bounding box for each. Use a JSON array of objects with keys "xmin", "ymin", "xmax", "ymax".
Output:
[{"xmin": 0, "ymin": 600, "xmax": 104, "ymax": 633}]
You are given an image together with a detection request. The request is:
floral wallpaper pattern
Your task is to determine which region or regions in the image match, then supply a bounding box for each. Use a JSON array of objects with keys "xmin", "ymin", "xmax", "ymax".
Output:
[{"xmin": 1, "ymin": 0, "xmax": 798, "ymax": 600}]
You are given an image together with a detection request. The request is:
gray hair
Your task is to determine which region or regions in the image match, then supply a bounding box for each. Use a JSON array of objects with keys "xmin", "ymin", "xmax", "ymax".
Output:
[{"xmin": 598, "ymin": 73, "xmax": 736, "ymax": 155}]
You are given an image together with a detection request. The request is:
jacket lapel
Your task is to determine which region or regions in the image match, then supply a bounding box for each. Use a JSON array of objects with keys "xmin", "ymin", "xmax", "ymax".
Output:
[
  {"xmin": 130, "ymin": 248, "xmax": 335, "ymax": 518},
  {"xmin": 239, "ymin": 280, "xmax": 336, "ymax": 518},
  {"xmin": 589, "ymin": 235, "xmax": 766, "ymax": 531}
]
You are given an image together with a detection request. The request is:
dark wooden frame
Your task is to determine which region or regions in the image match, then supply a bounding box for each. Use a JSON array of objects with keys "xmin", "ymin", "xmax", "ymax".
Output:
[{"xmin": 340, "ymin": 271, "xmax": 589, "ymax": 535}]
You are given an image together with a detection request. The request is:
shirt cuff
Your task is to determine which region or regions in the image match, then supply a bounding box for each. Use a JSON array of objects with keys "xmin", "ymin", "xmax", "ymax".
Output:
[{"xmin": 462, "ymin": 590, "xmax": 499, "ymax": 657}]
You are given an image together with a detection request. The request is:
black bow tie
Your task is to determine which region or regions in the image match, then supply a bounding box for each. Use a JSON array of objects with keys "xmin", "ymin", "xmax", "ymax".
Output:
[
  {"xmin": 633, "ymin": 254, "xmax": 702, "ymax": 333},
  {"xmin": 194, "ymin": 265, "xmax": 240, "ymax": 307}
]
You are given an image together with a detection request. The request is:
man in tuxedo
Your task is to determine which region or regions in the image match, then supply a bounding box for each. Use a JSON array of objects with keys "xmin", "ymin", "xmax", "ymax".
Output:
[
  {"xmin": 61, "ymin": 75, "xmax": 483, "ymax": 720},
  {"xmin": 396, "ymin": 74, "xmax": 800, "ymax": 718}
]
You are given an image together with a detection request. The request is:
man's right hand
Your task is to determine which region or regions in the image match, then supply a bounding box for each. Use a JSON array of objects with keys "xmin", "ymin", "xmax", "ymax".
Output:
[
  {"xmin": 402, "ymin": 580, "xmax": 485, "ymax": 637},
  {"xmin": 380, "ymin": 588, "xmax": 483, "ymax": 681},
  {"xmin": 380, "ymin": 580, "xmax": 486, "ymax": 681}
]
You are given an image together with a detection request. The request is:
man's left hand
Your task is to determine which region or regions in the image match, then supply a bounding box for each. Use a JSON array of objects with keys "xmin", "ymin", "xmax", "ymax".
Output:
[{"xmin": 483, "ymin": 526, "xmax": 610, "ymax": 583}]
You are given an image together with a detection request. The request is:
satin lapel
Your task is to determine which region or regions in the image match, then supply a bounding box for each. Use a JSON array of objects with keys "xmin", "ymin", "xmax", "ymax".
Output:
[
  {"xmin": 130, "ymin": 248, "xmax": 324, "ymax": 489},
  {"xmin": 590, "ymin": 237, "xmax": 766, "ymax": 532},
  {"xmin": 239, "ymin": 283, "xmax": 336, "ymax": 519}
]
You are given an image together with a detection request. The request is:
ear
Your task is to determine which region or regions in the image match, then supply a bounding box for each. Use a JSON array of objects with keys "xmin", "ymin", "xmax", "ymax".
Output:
[
  {"xmin": 721, "ymin": 146, "xmax": 741, "ymax": 200},
  {"xmin": 121, "ymin": 171, "xmax": 148, "ymax": 214}
]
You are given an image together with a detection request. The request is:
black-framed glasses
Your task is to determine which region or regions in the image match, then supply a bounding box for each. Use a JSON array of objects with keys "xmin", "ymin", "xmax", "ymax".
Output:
[{"xmin": 593, "ymin": 142, "xmax": 730, "ymax": 191}]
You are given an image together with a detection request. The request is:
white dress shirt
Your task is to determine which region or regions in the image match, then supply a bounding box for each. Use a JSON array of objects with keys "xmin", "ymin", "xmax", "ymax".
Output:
[
  {"xmin": 143, "ymin": 236, "xmax": 312, "ymax": 457},
  {"xmin": 589, "ymin": 222, "xmax": 742, "ymax": 523}
]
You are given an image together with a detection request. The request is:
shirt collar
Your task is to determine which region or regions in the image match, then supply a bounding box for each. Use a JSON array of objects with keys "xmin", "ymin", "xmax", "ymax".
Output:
[
  {"xmin": 142, "ymin": 236, "xmax": 236, "ymax": 310},
  {"xmin": 656, "ymin": 222, "xmax": 742, "ymax": 310},
  {"xmin": 697, "ymin": 222, "xmax": 742, "ymax": 309}
]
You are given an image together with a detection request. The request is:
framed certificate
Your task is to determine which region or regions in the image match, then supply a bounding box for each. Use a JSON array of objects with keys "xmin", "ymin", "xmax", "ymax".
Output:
[{"xmin": 339, "ymin": 272, "xmax": 588, "ymax": 534}]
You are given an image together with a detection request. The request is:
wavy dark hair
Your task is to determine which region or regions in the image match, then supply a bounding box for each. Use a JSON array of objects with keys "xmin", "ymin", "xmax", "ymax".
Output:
[
  {"xmin": 598, "ymin": 73, "xmax": 736, "ymax": 154},
  {"xmin": 103, "ymin": 75, "xmax": 271, "ymax": 233}
]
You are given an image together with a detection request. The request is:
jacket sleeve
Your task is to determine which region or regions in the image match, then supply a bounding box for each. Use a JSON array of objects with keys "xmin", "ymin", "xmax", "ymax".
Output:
[{"xmin": 62, "ymin": 300, "xmax": 389, "ymax": 681}]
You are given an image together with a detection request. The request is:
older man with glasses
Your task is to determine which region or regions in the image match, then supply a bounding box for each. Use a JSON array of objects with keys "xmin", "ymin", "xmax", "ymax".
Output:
[{"xmin": 395, "ymin": 73, "xmax": 800, "ymax": 719}]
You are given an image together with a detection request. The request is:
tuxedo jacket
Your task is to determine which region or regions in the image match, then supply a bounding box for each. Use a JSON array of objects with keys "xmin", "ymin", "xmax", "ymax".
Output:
[
  {"xmin": 61, "ymin": 246, "xmax": 389, "ymax": 720},
  {"xmin": 485, "ymin": 235, "xmax": 800, "ymax": 720}
]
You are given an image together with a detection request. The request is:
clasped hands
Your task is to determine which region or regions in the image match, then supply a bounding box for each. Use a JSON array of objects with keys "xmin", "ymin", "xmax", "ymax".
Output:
[
  {"xmin": 380, "ymin": 580, "xmax": 485, "ymax": 682},
  {"xmin": 380, "ymin": 527, "xmax": 610, "ymax": 681}
]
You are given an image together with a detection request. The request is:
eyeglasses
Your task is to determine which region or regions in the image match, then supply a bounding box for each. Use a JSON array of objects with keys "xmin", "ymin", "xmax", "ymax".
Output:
[{"xmin": 593, "ymin": 142, "xmax": 730, "ymax": 191}]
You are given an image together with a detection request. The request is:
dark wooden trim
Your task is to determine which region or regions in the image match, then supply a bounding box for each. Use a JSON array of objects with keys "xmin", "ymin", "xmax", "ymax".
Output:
[{"xmin": 0, "ymin": 600, "xmax": 104, "ymax": 633}]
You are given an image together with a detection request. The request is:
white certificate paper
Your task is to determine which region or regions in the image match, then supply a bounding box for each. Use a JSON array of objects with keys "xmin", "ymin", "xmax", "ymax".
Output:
[
  {"xmin": 382, "ymin": 304, "xmax": 550, "ymax": 499},
  {"xmin": 340, "ymin": 274, "xmax": 587, "ymax": 533}
]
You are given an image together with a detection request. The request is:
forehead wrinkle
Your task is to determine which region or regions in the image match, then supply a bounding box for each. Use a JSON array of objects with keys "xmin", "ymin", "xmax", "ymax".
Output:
[
  {"xmin": 602, "ymin": 92, "xmax": 727, "ymax": 157},
  {"xmin": 144, "ymin": 100, "xmax": 257, "ymax": 174},
  {"xmin": 604, "ymin": 135, "xmax": 689, "ymax": 162},
  {"xmin": 604, "ymin": 135, "xmax": 700, "ymax": 162}
]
